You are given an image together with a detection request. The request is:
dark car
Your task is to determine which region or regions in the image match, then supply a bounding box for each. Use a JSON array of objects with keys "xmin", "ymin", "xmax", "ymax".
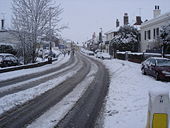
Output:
[
  {"xmin": 0, "ymin": 53, "xmax": 20, "ymax": 68},
  {"xmin": 141, "ymin": 57, "xmax": 170, "ymax": 81}
]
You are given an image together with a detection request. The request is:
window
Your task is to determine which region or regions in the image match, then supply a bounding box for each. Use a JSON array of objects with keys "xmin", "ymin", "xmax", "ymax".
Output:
[
  {"xmin": 148, "ymin": 30, "xmax": 151, "ymax": 40},
  {"xmin": 156, "ymin": 27, "xmax": 159, "ymax": 36},
  {"xmin": 139, "ymin": 33, "xmax": 141, "ymax": 41},
  {"xmin": 144, "ymin": 31, "xmax": 147, "ymax": 40},
  {"xmin": 153, "ymin": 28, "xmax": 156, "ymax": 39}
]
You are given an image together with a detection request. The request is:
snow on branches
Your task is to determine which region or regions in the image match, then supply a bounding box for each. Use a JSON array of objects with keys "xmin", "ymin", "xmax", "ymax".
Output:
[
  {"xmin": 111, "ymin": 25, "xmax": 139, "ymax": 52},
  {"xmin": 160, "ymin": 24, "xmax": 170, "ymax": 42},
  {"xmin": 12, "ymin": 0, "xmax": 64, "ymax": 63}
]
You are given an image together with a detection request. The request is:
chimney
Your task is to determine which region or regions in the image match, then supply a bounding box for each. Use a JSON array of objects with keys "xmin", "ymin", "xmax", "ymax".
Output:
[
  {"xmin": 116, "ymin": 19, "xmax": 119, "ymax": 28},
  {"xmin": 124, "ymin": 13, "xmax": 129, "ymax": 25},
  {"xmin": 153, "ymin": 5, "xmax": 161, "ymax": 18},
  {"xmin": 1, "ymin": 19, "xmax": 4, "ymax": 30},
  {"xmin": 134, "ymin": 16, "xmax": 143, "ymax": 25}
]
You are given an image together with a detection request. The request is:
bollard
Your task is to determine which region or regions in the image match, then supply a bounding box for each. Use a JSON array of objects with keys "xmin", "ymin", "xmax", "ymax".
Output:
[
  {"xmin": 125, "ymin": 51, "xmax": 128, "ymax": 60},
  {"xmin": 146, "ymin": 90, "xmax": 170, "ymax": 128},
  {"xmin": 48, "ymin": 56, "xmax": 52, "ymax": 64}
]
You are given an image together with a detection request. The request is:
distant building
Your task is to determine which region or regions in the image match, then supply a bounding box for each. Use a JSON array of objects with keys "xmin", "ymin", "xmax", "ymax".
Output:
[
  {"xmin": 0, "ymin": 30, "xmax": 19, "ymax": 45},
  {"xmin": 105, "ymin": 13, "xmax": 142, "ymax": 53},
  {"xmin": 140, "ymin": 6, "xmax": 170, "ymax": 52},
  {"xmin": 104, "ymin": 19, "xmax": 120, "ymax": 44},
  {"xmin": 0, "ymin": 19, "xmax": 19, "ymax": 47}
]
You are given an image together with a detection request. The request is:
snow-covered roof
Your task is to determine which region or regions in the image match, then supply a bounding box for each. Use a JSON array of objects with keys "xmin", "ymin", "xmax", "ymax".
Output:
[
  {"xmin": 133, "ymin": 25, "xmax": 141, "ymax": 30},
  {"xmin": 0, "ymin": 53, "xmax": 14, "ymax": 56},
  {"xmin": 0, "ymin": 42, "xmax": 16, "ymax": 46},
  {"xmin": 105, "ymin": 27, "xmax": 120, "ymax": 35},
  {"xmin": 141, "ymin": 12, "xmax": 170, "ymax": 28}
]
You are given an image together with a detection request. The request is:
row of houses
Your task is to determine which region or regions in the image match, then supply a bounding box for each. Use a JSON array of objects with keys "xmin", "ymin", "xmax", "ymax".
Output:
[{"xmin": 87, "ymin": 5, "xmax": 170, "ymax": 53}]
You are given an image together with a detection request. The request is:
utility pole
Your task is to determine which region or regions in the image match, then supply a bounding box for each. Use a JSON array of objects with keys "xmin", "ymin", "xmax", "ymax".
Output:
[
  {"xmin": 49, "ymin": 7, "xmax": 52, "ymax": 53},
  {"xmin": 1, "ymin": 13, "xmax": 5, "ymax": 30},
  {"xmin": 99, "ymin": 28, "xmax": 103, "ymax": 52},
  {"xmin": 48, "ymin": 7, "xmax": 52, "ymax": 63}
]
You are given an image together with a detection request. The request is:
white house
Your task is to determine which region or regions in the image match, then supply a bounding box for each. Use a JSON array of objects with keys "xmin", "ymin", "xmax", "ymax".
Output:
[{"xmin": 140, "ymin": 6, "xmax": 170, "ymax": 52}]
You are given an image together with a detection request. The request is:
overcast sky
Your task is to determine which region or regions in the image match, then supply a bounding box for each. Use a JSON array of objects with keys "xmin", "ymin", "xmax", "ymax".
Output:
[{"xmin": 0, "ymin": 0, "xmax": 170, "ymax": 42}]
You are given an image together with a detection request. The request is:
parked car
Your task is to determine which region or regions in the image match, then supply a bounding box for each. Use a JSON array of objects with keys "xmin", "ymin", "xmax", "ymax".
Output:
[
  {"xmin": 94, "ymin": 49, "xmax": 102, "ymax": 54},
  {"xmin": 80, "ymin": 48, "xmax": 94, "ymax": 56},
  {"xmin": 96, "ymin": 52, "xmax": 102, "ymax": 58},
  {"xmin": 86, "ymin": 50, "xmax": 94, "ymax": 56},
  {"xmin": 0, "ymin": 53, "xmax": 20, "ymax": 68},
  {"xmin": 141, "ymin": 57, "xmax": 170, "ymax": 81},
  {"xmin": 96, "ymin": 52, "xmax": 111, "ymax": 59}
]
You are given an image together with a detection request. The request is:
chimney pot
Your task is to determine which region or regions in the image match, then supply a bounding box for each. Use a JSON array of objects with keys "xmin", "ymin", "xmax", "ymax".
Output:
[
  {"xmin": 116, "ymin": 19, "xmax": 120, "ymax": 28},
  {"xmin": 153, "ymin": 5, "xmax": 161, "ymax": 18},
  {"xmin": 134, "ymin": 16, "xmax": 142, "ymax": 25},
  {"xmin": 124, "ymin": 13, "xmax": 129, "ymax": 25}
]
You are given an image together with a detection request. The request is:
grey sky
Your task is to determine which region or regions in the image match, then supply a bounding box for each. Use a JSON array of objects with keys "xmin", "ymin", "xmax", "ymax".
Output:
[{"xmin": 0, "ymin": 0, "xmax": 170, "ymax": 42}]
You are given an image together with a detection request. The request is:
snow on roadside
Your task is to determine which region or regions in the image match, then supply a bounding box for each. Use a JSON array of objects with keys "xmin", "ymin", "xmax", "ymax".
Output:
[
  {"xmin": 0, "ymin": 54, "xmax": 70, "ymax": 81},
  {"xmin": 27, "ymin": 59, "xmax": 98, "ymax": 128},
  {"xmin": 102, "ymin": 59, "xmax": 170, "ymax": 128},
  {"xmin": 0, "ymin": 58, "xmax": 82, "ymax": 115},
  {"xmin": 0, "ymin": 56, "xmax": 78, "ymax": 93}
]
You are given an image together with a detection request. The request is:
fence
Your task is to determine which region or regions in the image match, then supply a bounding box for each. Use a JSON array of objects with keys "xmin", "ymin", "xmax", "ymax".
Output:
[
  {"xmin": 116, "ymin": 52, "xmax": 170, "ymax": 63},
  {"xmin": 0, "ymin": 58, "xmax": 58, "ymax": 73}
]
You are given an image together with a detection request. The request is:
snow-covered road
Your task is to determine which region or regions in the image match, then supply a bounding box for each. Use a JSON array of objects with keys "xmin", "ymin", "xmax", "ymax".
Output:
[
  {"xmin": 0, "ymin": 57, "xmax": 82, "ymax": 115},
  {"xmin": 27, "ymin": 58, "xmax": 98, "ymax": 128},
  {"xmin": 102, "ymin": 59, "xmax": 170, "ymax": 128}
]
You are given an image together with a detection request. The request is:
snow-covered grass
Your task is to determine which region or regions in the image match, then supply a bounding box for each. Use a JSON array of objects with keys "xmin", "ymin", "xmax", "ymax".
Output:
[
  {"xmin": 0, "ymin": 58, "xmax": 82, "ymax": 115},
  {"xmin": 0, "ymin": 54, "xmax": 70, "ymax": 81},
  {"xmin": 27, "ymin": 58, "xmax": 98, "ymax": 128},
  {"xmin": 102, "ymin": 59, "xmax": 170, "ymax": 128}
]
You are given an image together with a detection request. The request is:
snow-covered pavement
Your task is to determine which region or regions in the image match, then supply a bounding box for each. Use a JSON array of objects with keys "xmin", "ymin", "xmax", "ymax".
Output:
[
  {"xmin": 102, "ymin": 59, "xmax": 170, "ymax": 128},
  {"xmin": 0, "ymin": 54, "xmax": 70, "ymax": 81}
]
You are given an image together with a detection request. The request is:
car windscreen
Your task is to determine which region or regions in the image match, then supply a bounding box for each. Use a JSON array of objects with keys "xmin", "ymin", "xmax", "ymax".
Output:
[{"xmin": 157, "ymin": 59, "xmax": 170, "ymax": 66}]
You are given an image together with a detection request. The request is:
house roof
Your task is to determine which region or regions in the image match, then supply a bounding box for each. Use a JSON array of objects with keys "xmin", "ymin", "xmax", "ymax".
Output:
[{"xmin": 141, "ymin": 12, "xmax": 170, "ymax": 28}]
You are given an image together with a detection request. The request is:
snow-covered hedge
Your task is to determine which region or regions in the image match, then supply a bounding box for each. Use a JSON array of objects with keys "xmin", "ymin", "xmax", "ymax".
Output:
[
  {"xmin": 116, "ymin": 53, "xmax": 126, "ymax": 60},
  {"xmin": 111, "ymin": 25, "xmax": 139, "ymax": 52}
]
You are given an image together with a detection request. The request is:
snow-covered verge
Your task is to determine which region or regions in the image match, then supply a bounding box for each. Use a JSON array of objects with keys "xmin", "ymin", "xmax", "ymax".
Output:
[
  {"xmin": 0, "ymin": 57, "xmax": 82, "ymax": 115},
  {"xmin": 27, "ymin": 59, "xmax": 98, "ymax": 128},
  {"xmin": 0, "ymin": 54, "xmax": 70, "ymax": 81},
  {"xmin": 102, "ymin": 59, "xmax": 170, "ymax": 128}
]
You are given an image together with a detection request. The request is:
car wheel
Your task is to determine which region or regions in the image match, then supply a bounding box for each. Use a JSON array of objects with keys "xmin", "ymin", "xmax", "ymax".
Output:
[
  {"xmin": 155, "ymin": 72, "xmax": 160, "ymax": 81},
  {"xmin": 142, "ymin": 68, "xmax": 146, "ymax": 75}
]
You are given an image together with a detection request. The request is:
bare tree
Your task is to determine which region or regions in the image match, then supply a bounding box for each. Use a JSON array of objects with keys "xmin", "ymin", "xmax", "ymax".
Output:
[
  {"xmin": 160, "ymin": 24, "xmax": 170, "ymax": 57},
  {"xmin": 12, "ymin": 0, "xmax": 64, "ymax": 63}
]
